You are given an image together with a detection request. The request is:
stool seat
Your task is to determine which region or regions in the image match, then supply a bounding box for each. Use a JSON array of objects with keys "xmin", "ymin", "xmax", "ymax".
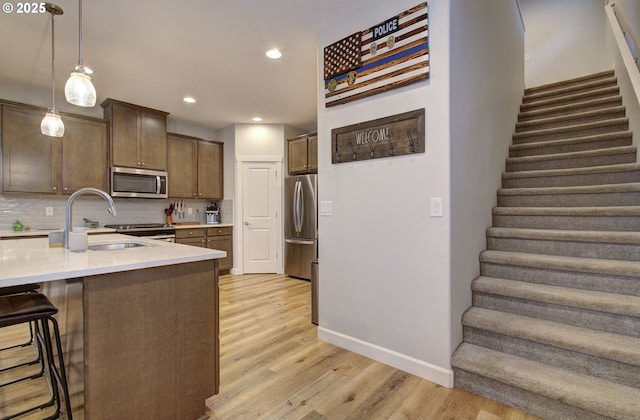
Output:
[
  {"xmin": 0, "ymin": 283, "xmax": 40, "ymax": 296},
  {"xmin": 0, "ymin": 293, "xmax": 58, "ymax": 327}
]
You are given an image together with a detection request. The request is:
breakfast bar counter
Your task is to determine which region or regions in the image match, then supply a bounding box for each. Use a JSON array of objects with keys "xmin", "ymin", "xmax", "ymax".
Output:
[{"xmin": 0, "ymin": 235, "xmax": 224, "ymax": 420}]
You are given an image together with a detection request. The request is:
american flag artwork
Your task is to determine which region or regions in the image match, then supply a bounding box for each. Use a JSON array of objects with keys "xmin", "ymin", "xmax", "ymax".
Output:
[
  {"xmin": 323, "ymin": 32, "xmax": 362, "ymax": 80},
  {"xmin": 323, "ymin": 2, "xmax": 429, "ymax": 108}
]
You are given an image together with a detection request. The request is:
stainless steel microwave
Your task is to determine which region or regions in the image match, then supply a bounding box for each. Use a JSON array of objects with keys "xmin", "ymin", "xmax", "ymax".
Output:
[{"xmin": 110, "ymin": 167, "xmax": 168, "ymax": 198}]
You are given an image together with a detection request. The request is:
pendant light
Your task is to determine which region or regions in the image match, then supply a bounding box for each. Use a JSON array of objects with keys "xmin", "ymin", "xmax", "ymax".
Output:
[
  {"xmin": 64, "ymin": 0, "xmax": 96, "ymax": 107},
  {"xmin": 41, "ymin": 3, "xmax": 64, "ymax": 137}
]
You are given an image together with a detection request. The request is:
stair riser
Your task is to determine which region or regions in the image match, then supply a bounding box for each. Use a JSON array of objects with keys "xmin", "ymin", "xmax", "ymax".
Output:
[
  {"xmin": 506, "ymin": 152, "xmax": 636, "ymax": 172},
  {"xmin": 509, "ymin": 136, "xmax": 632, "ymax": 158},
  {"xmin": 497, "ymin": 191, "xmax": 640, "ymax": 207},
  {"xmin": 480, "ymin": 262, "xmax": 640, "ymax": 296},
  {"xmin": 472, "ymin": 293, "xmax": 640, "ymax": 338},
  {"xmin": 502, "ymin": 170, "xmax": 640, "ymax": 188},
  {"xmin": 518, "ymin": 97, "xmax": 623, "ymax": 122},
  {"xmin": 520, "ymin": 87, "xmax": 620, "ymax": 112},
  {"xmin": 463, "ymin": 326, "xmax": 640, "ymax": 387},
  {"xmin": 524, "ymin": 72, "xmax": 615, "ymax": 96},
  {"xmin": 513, "ymin": 122, "xmax": 629, "ymax": 145},
  {"xmin": 454, "ymin": 369, "xmax": 609, "ymax": 420},
  {"xmin": 523, "ymin": 81, "xmax": 618, "ymax": 104},
  {"xmin": 487, "ymin": 236, "xmax": 640, "ymax": 261},
  {"xmin": 515, "ymin": 110, "xmax": 626, "ymax": 133}
]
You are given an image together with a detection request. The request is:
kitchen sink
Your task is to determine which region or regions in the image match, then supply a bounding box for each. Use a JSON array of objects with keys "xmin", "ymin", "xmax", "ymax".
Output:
[{"xmin": 88, "ymin": 242, "xmax": 150, "ymax": 251}]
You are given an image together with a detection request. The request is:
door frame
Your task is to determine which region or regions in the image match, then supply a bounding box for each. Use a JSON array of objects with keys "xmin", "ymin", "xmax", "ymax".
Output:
[{"xmin": 234, "ymin": 156, "xmax": 283, "ymax": 275}]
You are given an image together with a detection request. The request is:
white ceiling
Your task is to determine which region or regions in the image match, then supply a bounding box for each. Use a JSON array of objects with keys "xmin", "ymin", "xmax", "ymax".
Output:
[{"xmin": 0, "ymin": 0, "xmax": 373, "ymax": 132}]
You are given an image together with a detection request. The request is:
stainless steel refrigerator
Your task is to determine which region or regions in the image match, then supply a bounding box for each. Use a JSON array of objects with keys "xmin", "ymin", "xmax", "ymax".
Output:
[{"xmin": 284, "ymin": 175, "xmax": 317, "ymax": 280}]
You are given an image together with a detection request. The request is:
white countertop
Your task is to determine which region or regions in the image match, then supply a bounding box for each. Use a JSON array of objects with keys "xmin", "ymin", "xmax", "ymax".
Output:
[
  {"xmin": 172, "ymin": 223, "xmax": 233, "ymax": 229},
  {"xmin": 0, "ymin": 227, "xmax": 116, "ymax": 238},
  {"xmin": 0, "ymin": 224, "xmax": 233, "ymax": 238},
  {"xmin": 0, "ymin": 233, "xmax": 226, "ymax": 288}
]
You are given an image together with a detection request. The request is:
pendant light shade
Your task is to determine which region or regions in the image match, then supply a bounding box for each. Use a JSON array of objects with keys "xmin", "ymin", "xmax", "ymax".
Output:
[
  {"xmin": 65, "ymin": 67, "xmax": 96, "ymax": 107},
  {"xmin": 41, "ymin": 111, "xmax": 65, "ymax": 137},
  {"xmin": 42, "ymin": 3, "xmax": 64, "ymax": 138},
  {"xmin": 65, "ymin": 0, "xmax": 96, "ymax": 107}
]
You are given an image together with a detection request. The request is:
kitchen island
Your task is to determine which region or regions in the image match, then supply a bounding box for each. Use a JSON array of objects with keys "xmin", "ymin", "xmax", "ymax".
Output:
[{"xmin": 0, "ymin": 234, "xmax": 225, "ymax": 420}]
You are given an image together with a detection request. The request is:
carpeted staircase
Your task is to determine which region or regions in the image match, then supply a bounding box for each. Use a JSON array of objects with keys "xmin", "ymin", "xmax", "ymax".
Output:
[{"xmin": 451, "ymin": 70, "xmax": 640, "ymax": 420}]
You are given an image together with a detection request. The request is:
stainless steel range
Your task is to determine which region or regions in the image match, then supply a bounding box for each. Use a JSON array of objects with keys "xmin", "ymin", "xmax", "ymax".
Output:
[{"xmin": 104, "ymin": 223, "xmax": 176, "ymax": 242}]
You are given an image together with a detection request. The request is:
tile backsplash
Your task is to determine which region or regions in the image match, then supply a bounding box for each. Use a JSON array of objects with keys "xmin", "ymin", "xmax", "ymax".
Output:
[{"xmin": 0, "ymin": 195, "xmax": 233, "ymax": 231}]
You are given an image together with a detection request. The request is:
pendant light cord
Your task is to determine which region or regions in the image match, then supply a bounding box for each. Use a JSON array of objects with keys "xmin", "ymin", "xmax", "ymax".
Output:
[
  {"xmin": 77, "ymin": 0, "xmax": 83, "ymax": 66},
  {"xmin": 51, "ymin": 10, "xmax": 56, "ymax": 110}
]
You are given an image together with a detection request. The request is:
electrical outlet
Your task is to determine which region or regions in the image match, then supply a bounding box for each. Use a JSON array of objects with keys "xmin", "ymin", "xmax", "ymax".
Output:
[
  {"xmin": 46, "ymin": 207, "xmax": 54, "ymax": 216},
  {"xmin": 188, "ymin": 207, "xmax": 193, "ymax": 215},
  {"xmin": 430, "ymin": 197, "xmax": 443, "ymax": 217}
]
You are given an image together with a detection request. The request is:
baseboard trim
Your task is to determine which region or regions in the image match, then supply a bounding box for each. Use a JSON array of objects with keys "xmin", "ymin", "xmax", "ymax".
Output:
[{"xmin": 317, "ymin": 326, "xmax": 454, "ymax": 388}]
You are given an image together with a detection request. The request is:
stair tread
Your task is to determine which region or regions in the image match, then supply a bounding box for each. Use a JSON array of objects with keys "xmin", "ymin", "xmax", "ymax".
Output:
[
  {"xmin": 487, "ymin": 226, "xmax": 640, "ymax": 244},
  {"xmin": 492, "ymin": 205, "xmax": 640, "ymax": 216},
  {"xmin": 498, "ymin": 182, "xmax": 640, "ymax": 196},
  {"xmin": 473, "ymin": 276, "xmax": 640, "ymax": 319},
  {"xmin": 515, "ymin": 105, "xmax": 625, "ymax": 130},
  {"xmin": 509, "ymin": 131, "xmax": 632, "ymax": 152},
  {"xmin": 506, "ymin": 145, "xmax": 636, "ymax": 164},
  {"xmin": 524, "ymin": 70, "xmax": 615, "ymax": 94},
  {"xmin": 463, "ymin": 307, "xmax": 640, "ymax": 364},
  {"xmin": 520, "ymin": 86, "xmax": 620, "ymax": 111},
  {"xmin": 480, "ymin": 249, "xmax": 640, "ymax": 277},
  {"xmin": 452, "ymin": 343, "xmax": 640, "ymax": 419},
  {"xmin": 523, "ymin": 78, "xmax": 618, "ymax": 102},
  {"xmin": 502, "ymin": 163, "xmax": 640, "ymax": 180},
  {"xmin": 512, "ymin": 118, "xmax": 628, "ymax": 139},
  {"xmin": 518, "ymin": 96, "xmax": 622, "ymax": 120}
]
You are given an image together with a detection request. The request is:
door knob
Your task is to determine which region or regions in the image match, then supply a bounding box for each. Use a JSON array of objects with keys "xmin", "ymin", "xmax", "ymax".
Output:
[{"xmin": 244, "ymin": 221, "xmax": 249, "ymax": 225}]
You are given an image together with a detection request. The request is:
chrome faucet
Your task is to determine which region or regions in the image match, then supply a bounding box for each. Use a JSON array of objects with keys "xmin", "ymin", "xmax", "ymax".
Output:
[{"xmin": 65, "ymin": 187, "xmax": 117, "ymax": 249}]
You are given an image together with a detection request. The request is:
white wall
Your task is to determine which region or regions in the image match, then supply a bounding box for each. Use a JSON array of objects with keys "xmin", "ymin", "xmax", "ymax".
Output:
[
  {"xmin": 317, "ymin": 0, "xmax": 454, "ymax": 386},
  {"xmin": 449, "ymin": 0, "xmax": 525, "ymax": 355},
  {"xmin": 520, "ymin": 0, "xmax": 612, "ymax": 87},
  {"xmin": 316, "ymin": 0, "xmax": 525, "ymax": 387},
  {"xmin": 614, "ymin": 0, "xmax": 640, "ymax": 45}
]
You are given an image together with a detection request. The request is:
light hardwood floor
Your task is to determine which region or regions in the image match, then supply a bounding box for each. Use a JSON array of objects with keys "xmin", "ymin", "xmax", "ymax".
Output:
[
  {"xmin": 0, "ymin": 273, "xmax": 540, "ymax": 419},
  {"xmin": 207, "ymin": 273, "xmax": 540, "ymax": 420}
]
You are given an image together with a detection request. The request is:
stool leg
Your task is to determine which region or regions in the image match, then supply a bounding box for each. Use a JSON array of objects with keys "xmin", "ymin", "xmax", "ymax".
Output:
[
  {"xmin": 1, "ymin": 319, "xmax": 56, "ymax": 420},
  {"xmin": 0, "ymin": 322, "xmax": 46, "ymax": 387},
  {"xmin": 47, "ymin": 315, "xmax": 73, "ymax": 420}
]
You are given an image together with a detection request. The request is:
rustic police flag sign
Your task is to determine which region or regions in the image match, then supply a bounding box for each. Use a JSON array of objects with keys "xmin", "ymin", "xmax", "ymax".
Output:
[
  {"xmin": 324, "ymin": 2, "xmax": 429, "ymax": 107},
  {"xmin": 331, "ymin": 109, "xmax": 425, "ymax": 164}
]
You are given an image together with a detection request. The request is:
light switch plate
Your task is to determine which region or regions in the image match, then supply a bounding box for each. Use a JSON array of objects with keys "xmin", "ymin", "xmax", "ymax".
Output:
[
  {"xmin": 430, "ymin": 197, "xmax": 443, "ymax": 217},
  {"xmin": 320, "ymin": 201, "xmax": 333, "ymax": 216}
]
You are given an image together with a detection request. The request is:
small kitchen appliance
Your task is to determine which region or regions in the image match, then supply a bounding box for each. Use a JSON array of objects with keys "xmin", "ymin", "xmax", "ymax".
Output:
[{"xmin": 206, "ymin": 202, "xmax": 220, "ymax": 224}]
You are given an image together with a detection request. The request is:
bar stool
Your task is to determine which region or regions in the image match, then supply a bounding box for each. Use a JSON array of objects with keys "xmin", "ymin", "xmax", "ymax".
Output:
[
  {"xmin": 0, "ymin": 284, "xmax": 42, "ymax": 361},
  {"xmin": 0, "ymin": 292, "xmax": 72, "ymax": 420}
]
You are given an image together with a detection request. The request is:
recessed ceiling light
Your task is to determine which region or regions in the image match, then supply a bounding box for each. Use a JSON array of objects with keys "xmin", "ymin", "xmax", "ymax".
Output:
[
  {"xmin": 252, "ymin": 116, "xmax": 263, "ymax": 122},
  {"xmin": 265, "ymin": 49, "xmax": 282, "ymax": 59},
  {"xmin": 183, "ymin": 96, "xmax": 196, "ymax": 103}
]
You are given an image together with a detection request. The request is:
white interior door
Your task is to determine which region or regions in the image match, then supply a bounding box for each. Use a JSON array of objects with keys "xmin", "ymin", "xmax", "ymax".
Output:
[{"xmin": 242, "ymin": 162, "xmax": 280, "ymax": 273}]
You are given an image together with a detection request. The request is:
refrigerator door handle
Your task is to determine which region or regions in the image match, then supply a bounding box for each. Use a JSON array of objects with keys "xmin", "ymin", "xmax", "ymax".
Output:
[
  {"xmin": 285, "ymin": 238, "xmax": 315, "ymax": 245},
  {"xmin": 298, "ymin": 179, "xmax": 304, "ymax": 229},
  {"xmin": 294, "ymin": 179, "xmax": 302, "ymax": 233}
]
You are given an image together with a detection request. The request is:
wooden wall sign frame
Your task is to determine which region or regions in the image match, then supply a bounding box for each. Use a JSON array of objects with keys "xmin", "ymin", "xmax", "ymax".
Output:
[{"xmin": 331, "ymin": 108, "xmax": 425, "ymax": 164}]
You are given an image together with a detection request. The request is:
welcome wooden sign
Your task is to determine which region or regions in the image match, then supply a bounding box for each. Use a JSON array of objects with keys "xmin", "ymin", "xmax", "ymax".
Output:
[
  {"xmin": 323, "ymin": 2, "xmax": 429, "ymax": 107},
  {"xmin": 331, "ymin": 109, "xmax": 425, "ymax": 163}
]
